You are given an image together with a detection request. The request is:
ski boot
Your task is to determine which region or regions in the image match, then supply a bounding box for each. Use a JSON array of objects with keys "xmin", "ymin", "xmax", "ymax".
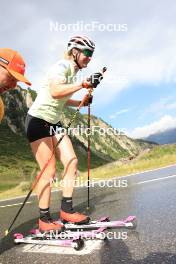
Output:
[
  {"xmin": 60, "ymin": 210, "xmax": 90, "ymax": 224},
  {"xmin": 39, "ymin": 218, "xmax": 64, "ymax": 232}
]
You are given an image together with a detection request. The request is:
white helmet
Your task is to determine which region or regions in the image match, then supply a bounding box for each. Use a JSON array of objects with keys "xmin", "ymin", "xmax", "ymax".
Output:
[{"xmin": 67, "ymin": 36, "xmax": 95, "ymax": 53}]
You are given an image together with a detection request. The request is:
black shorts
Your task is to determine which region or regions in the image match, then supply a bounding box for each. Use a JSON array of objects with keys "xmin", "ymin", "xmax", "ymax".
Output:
[{"xmin": 25, "ymin": 114, "xmax": 63, "ymax": 143}]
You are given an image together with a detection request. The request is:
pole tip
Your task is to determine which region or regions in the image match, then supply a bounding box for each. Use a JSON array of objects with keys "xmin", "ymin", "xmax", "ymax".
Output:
[
  {"xmin": 4, "ymin": 230, "xmax": 9, "ymax": 236},
  {"xmin": 102, "ymin": 67, "xmax": 107, "ymax": 73}
]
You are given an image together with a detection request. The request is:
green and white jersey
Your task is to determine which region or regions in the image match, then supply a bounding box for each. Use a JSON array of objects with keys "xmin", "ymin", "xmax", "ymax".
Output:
[{"xmin": 28, "ymin": 59, "xmax": 78, "ymax": 124}]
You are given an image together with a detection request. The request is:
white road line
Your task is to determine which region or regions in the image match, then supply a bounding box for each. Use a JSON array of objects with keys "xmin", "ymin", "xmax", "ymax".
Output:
[
  {"xmin": 0, "ymin": 201, "xmax": 32, "ymax": 208},
  {"xmin": 136, "ymin": 174, "xmax": 176, "ymax": 185},
  {"xmin": 111, "ymin": 163, "xmax": 176, "ymax": 179}
]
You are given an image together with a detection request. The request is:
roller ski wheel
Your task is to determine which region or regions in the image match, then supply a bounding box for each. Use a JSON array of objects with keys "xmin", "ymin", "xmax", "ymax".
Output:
[
  {"xmin": 73, "ymin": 238, "xmax": 85, "ymax": 251},
  {"xmin": 14, "ymin": 233, "xmax": 23, "ymax": 244},
  {"xmin": 127, "ymin": 218, "xmax": 137, "ymax": 229},
  {"xmin": 98, "ymin": 216, "xmax": 110, "ymax": 222}
]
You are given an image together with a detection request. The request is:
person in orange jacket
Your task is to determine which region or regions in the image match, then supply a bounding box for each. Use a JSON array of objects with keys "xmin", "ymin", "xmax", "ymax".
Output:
[{"xmin": 0, "ymin": 48, "xmax": 31, "ymax": 122}]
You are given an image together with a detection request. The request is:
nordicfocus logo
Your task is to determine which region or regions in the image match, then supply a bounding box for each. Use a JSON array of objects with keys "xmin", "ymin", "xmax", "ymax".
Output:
[
  {"xmin": 50, "ymin": 177, "xmax": 128, "ymax": 189},
  {"xmin": 0, "ymin": 57, "xmax": 9, "ymax": 65},
  {"xmin": 49, "ymin": 20, "xmax": 128, "ymax": 33},
  {"xmin": 49, "ymin": 230, "xmax": 128, "ymax": 240},
  {"xmin": 49, "ymin": 125, "xmax": 125, "ymax": 137}
]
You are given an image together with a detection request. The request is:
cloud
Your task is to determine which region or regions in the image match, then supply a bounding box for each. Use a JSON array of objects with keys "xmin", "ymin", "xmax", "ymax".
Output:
[
  {"xmin": 129, "ymin": 115, "xmax": 176, "ymax": 139},
  {"xmin": 138, "ymin": 96, "xmax": 176, "ymax": 121},
  {"xmin": 109, "ymin": 108, "xmax": 130, "ymax": 119},
  {"xmin": 147, "ymin": 97, "xmax": 176, "ymax": 112}
]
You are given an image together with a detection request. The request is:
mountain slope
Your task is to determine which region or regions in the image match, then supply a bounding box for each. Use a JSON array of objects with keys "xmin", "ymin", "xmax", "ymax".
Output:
[{"xmin": 144, "ymin": 128, "xmax": 176, "ymax": 144}]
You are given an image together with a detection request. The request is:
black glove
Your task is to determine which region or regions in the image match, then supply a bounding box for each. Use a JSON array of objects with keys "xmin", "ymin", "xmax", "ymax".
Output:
[
  {"xmin": 88, "ymin": 72, "xmax": 103, "ymax": 88},
  {"xmin": 83, "ymin": 94, "xmax": 93, "ymax": 106}
]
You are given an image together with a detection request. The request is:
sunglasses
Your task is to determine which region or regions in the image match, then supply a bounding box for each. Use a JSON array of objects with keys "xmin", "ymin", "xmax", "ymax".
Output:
[{"xmin": 82, "ymin": 49, "xmax": 94, "ymax": 57}]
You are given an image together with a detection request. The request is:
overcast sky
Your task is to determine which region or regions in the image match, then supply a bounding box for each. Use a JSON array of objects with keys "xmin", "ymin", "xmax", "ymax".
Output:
[{"xmin": 1, "ymin": 0, "xmax": 176, "ymax": 138}]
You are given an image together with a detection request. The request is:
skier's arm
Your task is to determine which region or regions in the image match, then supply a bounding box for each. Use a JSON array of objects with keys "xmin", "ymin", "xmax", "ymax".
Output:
[
  {"xmin": 65, "ymin": 99, "xmax": 81, "ymax": 107},
  {"xmin": 65, "ymin": 94, "xmax": 93, "ymax": 107},
  {"xmin": 49, "ymin": 66, "xmax": 104, "ymax": 99},
  {"xmin": 49, "ymin": 81, "xmax": 83, "ymax": 99}
]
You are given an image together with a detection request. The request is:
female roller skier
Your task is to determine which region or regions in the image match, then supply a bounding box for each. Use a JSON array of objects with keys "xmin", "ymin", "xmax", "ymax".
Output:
[{"xmin": 25, "ymin": 36, "xmax": 103, "ymax": 231}]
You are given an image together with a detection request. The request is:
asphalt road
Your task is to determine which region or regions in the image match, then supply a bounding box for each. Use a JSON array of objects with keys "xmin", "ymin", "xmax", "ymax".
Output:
[{"xmin": 1, "ymin": 165, "xmax": 176, "ymax": 264}]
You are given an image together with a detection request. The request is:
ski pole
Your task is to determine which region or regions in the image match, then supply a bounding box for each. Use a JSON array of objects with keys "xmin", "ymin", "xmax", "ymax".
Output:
[
  {"xmin": 87, "ymin": 92, "xmax": 91, "ymax": 210},
  {"xmin": 4, "ymin": 95, "xmax": 88, "ymax": 236},
  {"xmin": 86, "ymin": 67, "xmax": 107, "ymax": 210}
]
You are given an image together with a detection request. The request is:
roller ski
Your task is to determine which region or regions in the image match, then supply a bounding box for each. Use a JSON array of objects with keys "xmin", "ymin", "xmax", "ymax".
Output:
[
  {"xmin": 63, "ymin": 215, "xmax": 137, "ymax": 230},
  {"xmin": 14, "ymin": 233, "xmax": 85, "ymax": 251},
  {"xmin": 13, "ymin": 224, "xmax": 106, "ymax": 250}
]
